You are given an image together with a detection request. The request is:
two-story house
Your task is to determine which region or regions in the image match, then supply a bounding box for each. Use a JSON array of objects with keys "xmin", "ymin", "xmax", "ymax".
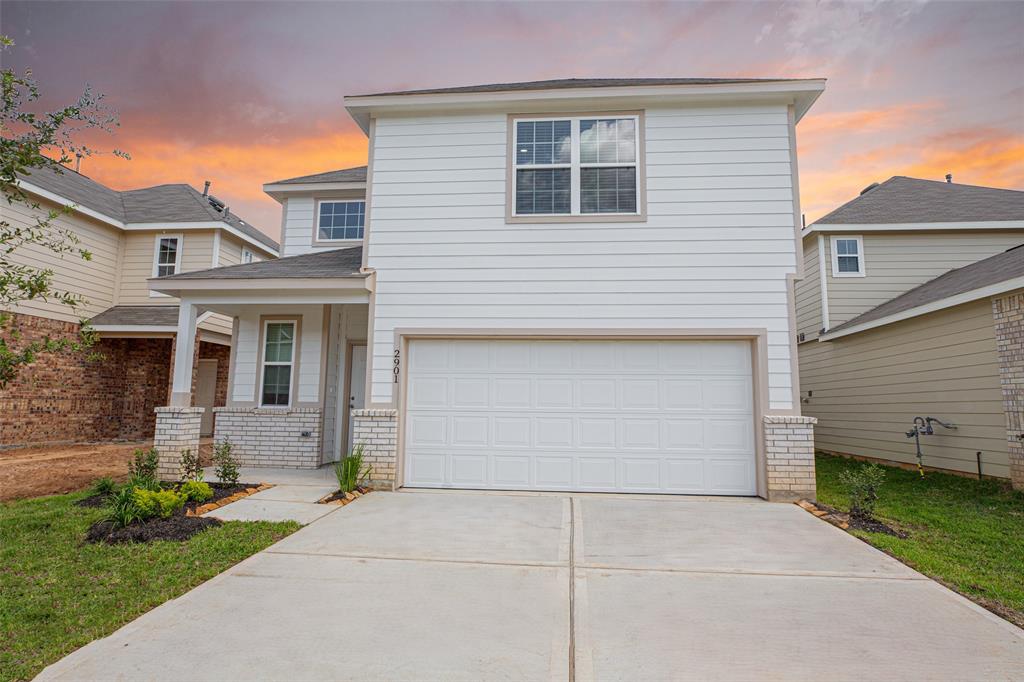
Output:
[
  {"xmin": 150, "ymin": 77, "xmax": 827, "ymax": 501},
  {"xmin": 796, "ymin": 176, "xmax": 1024, "ymax": 489},
  {"xmin": 1, "ymin": 166, "xmax": 278, "ymax": 448}
]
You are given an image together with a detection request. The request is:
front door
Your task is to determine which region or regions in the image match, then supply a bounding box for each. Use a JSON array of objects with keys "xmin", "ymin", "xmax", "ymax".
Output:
[
  {"xmin": 347, "ymin": 345, "xmax": 367, "ymax": 454},
  {"xmin": 196, "ymin": 359, "xmax": 218, "ymax": 436}
]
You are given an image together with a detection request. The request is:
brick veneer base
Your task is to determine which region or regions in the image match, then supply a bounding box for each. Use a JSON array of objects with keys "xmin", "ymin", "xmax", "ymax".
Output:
[
  {"xmin": 213, "ymin": 407, "xmax": 322, "ymax": 469},
  {"xmin": 154, "ymin": 407, "xmax": 203, "ymax": 481},
  {"xmin": 763, "ymin": 415, "xmax": 817, "ymax": 502},
  {"xmin": 351, "ymin": 409, "xmax": 397, "ymax": 489},
  {"xmin": 991, "ymin": 294, "xmax": 1024, "ymax": 490}
]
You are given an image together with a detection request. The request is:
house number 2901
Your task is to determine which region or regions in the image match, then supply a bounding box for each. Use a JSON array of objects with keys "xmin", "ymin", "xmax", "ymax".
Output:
[{"xmin": 393, "ymin": 349, "xmax": 400, "ymax": 383}]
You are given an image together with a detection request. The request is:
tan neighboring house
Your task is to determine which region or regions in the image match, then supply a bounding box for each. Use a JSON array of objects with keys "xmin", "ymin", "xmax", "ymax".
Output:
[
  {"xmin": 1, "ymin": 165, "xmax": 278, "ymax": 448},
  {"xmin": 148, "ymin": 76, "xmax": 830, "ymax": 501},
  {"xmin": 796, "ymin": 176, "xmax": 1024, "ymax": 489}
]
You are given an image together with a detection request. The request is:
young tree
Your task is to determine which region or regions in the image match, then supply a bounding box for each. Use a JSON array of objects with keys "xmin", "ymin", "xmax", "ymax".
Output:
[{"xmin": 0, "ymin": 35, "xmax": 129, "ymax": 388}]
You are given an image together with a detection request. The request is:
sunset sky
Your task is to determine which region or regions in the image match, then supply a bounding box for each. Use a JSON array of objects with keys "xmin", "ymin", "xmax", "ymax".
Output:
[{"xmin": 3, "ymin": 0, "xmax": 1022, "ymax": 240}]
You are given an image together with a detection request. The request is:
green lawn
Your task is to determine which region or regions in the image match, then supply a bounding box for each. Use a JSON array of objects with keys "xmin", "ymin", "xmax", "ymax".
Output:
[
  {"xmin": 0, "ymin": 491, "xmax": 299, "ymax": 682},
  {"xmin": 816, "ymin": 453, "xmax": 1024, "ymax": 625}
]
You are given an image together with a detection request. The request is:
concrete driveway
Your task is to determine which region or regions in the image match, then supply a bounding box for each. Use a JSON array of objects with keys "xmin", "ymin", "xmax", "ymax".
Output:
[{"xmin": 38, "ymin": 492, "xmax": 1024, "ymax": 681}]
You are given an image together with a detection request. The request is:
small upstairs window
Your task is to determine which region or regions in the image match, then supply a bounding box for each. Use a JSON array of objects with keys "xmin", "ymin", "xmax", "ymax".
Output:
[
  {"xmin": 317, "ymin": 200, "xmax": 365, "ymax": 241},
  {"xmin": 831, "ymin": 236, "xmax": 865, "ymax": 277},
  {"xmin": 153, "ymin": 235, "xmax": 182, "ymax": 278},
  {"xmin": 242, "ymin": 248, "xmax": 255, "ymax": 264}
]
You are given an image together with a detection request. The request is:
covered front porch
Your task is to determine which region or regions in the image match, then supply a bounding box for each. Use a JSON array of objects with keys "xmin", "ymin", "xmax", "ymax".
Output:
[{"xmin": 147, "ymin": 248, "xmax": 378, "ymax": 479}]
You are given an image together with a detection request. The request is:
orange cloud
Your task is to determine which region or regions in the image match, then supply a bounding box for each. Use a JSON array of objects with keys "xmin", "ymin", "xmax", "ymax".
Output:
[{"xmin": 797, "ymin": 101, "xmax": 938, "ymax": 154}]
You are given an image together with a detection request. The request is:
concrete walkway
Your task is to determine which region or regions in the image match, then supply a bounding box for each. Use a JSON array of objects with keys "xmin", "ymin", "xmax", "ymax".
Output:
[
  {"xmin": 38, "ymin": 492, "xmax": 1024, "ymax": 681},
  {"xmin": 201, "ymin": 465, "xmax": 338, "ymax": 523}
]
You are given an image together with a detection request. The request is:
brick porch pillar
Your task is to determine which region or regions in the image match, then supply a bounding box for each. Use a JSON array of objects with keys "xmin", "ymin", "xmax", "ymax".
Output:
[
  {"xmin": 351, "ymin": 409, "xmax": 397, "ymax": 489},
  {"xmin": 154, "ymin": 406, "xmax": 203, "ymax": 481},
  {"xmin": 763, "ymin": 415, "xmax": 818, "ymax": 502},
  {"xmin": 991, "ymin": 293, "xmax": 1024, "ymax": 490}
]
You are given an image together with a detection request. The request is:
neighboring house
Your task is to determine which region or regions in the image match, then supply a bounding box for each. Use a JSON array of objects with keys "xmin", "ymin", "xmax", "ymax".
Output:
[
  {"xmin": 150, "ymin": 77, "xmax": 827, "ymax": 501},
  {"xmin": 796, "ymin": 176, "xmax": 1024, "ymax": 490},
  {"xmin": 0, "ymin": 166, "xmax": 278, "ymax": 447}
]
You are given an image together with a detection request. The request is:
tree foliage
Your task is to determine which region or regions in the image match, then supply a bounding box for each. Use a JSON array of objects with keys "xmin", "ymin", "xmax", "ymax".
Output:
[{"xmin": 0, "ymin": 35, "xmax": 129, "ymax": 388}]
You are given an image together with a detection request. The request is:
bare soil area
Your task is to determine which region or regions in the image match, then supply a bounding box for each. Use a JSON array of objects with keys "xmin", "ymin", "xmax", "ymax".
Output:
[{"xmin": 0, "ymin": 440, "xmax": 213, "ymax": 502}]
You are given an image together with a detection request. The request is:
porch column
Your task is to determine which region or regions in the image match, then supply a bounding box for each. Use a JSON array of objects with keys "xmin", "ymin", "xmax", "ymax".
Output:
[{"xmin": 169, "ymin": 301, "xmax": 199, "ymax": 407}]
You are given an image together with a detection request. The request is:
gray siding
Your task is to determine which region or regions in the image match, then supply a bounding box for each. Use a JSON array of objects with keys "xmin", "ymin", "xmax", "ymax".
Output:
[{"xmin": 795, "ymin": 236, "xmax": 822, "ymax": 340}]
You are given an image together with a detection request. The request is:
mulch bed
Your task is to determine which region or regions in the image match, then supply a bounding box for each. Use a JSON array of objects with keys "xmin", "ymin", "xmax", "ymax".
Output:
[
  {"xmin": 797, "ymin": 499, "xmax": 908, "ymax": 538},
  {"xmin": 318, "ymin": 486, "xmax": 371, "ymax": 505},
  {"xmin": 83, "ymin": 482, "xmax": 265, "ymax": 544}
]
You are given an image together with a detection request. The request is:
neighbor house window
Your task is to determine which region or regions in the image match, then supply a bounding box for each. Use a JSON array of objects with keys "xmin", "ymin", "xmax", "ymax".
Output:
[
  {"xmin": 152, "ymin": 235, "xmax": 182, "ymax": 278},
  {"xmin": 242, "ymin": 248, "xmax": 255, "ymax": 264},
  {"xmin": 511, "ymin": 114, "xmax": 642, "ymax": 219},
  {"xmin": 831, "ymin": 236, "xmax": 866, "ymax": 277},
  {"xmin": 317, "ymin": 200, "xmax": 365, "ymax": 241},
  {"xmin": 261, "ymin": 321, "xmax": 296, "ymax": 406}
]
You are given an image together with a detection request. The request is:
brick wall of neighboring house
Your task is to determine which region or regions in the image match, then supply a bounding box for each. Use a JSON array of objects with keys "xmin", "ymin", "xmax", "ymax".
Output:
[{"xmin": 991, "ymin": 293, "xmax": 1024, "ymax": 490}]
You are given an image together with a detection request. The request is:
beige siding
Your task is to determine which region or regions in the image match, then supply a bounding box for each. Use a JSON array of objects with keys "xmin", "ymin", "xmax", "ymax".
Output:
[
  {"xmin": 2, "ymin": 197, "xmax": 121, "ymax": 322},
  {"xmin": 800, "ymin": 299, "xmax": 1009, "ymax": 478},
  {"xmin": 219, "ymin": 234, "xmax": 243, "ymax": 267},
  {"xmin": 795, "ymin": 236, "xmax": 822, "ymax": 340},
  {"xmin": 824, "ymin": 231, "xmax": 1024, "ymax": 327},
  {"xmin": 118, "ymin": 230, "xmax": 217, "ymax": 305}
]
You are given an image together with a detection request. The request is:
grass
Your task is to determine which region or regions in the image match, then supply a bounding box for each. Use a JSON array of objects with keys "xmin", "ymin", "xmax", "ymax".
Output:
[
  {"xmin": 0, "ymin": 491, "xmax": 299, "ymax": 682},
  {"xmin": 816, "ymin": 453, "xmax": 1024, "ymax": 625}
]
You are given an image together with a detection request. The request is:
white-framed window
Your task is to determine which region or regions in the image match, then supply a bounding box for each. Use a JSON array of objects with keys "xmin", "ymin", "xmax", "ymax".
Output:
[
  {"xmin": 152, "ymin": 234, "xmax": 183, "ymax": 278},
  {"xmin": 512, "ymin": 114, "xmax": 642, "ymax": 218},
  {"xmin": 242, "ymin": 248, "xmax": 255, "ymax": 264},
  {"xmin": 260, "ymin": 320, "xmax": 296, "ymax": 407},
  {"xmin": 831, "ymin": 235, "xmax": 866, "ymax": 277},
  {"xmin": 317, "ymin": 200, "xmax": 365, "ymax": 241}
]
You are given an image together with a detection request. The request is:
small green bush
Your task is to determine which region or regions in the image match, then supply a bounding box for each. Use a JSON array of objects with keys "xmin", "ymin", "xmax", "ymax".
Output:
[
  {"xmin": 212, "ymin": 439, "xmax": 240, "ymax": 485},
  {"xmin": 132, "ymin": 488, "xmax": 186, "ymax": 519},
  {"xmin": 105, "ymin": 487, "xmax": 144, "ymax": 528},
  {"xmin": 125, "ymin": 473, "xmax": 161, "ymax": 492},
  {"xmin": 179, "ymin": 448, "xmax": 202, "ymax": 482},
  {"xmin": 334, "ymin": 442, "xmax": 371, "ymax": 493},
  {"xmin": 128, "ymin": 447, "xmax": 159, "ymax": 480},
  {"xmin": 839, "ymin": 462, "xmax": 887, "ymax": 520},
  {"xmin": 91, "ymin": 477, "xmax": 117, "ymax": 496},
  {"xmin": 179, "ymin": 480, "xmax": 213, "ymax": 503}
]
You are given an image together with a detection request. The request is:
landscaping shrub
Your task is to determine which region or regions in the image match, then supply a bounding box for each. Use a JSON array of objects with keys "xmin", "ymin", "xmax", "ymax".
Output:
[
  {"xmin": 126, "ymin": 473, "xmax": 161, "ymax": 492},
  {"xmin": 90, "ymin": 477, "xmax": 117, "ymax": 496},
  {"xmin": 838, "ymin": 462, "xmax": 887, "ymax": 520},
  {"xmin": 128, "ymin": 447, "xmax": 160, "ymax": 480},
  {"xmin": 335, "ymin": 442, "xmax": 371, "ymax": 493},
  {"xmin": 179, "ymin": 447, "xmax": 202, "ymax": 482},
  {"xmin": 212, "ymin": 439, "xmax": 240, "ymax": 484},
  {"xmin": 132, "ymin": 488, "xmax": 186, "ymax": 519},
  {"xmin": 104, "ymin": 486, "xmax": 144, "ymax": 528},
  {"xmin": 179, "ymin": 480, "xmax": 213, "ymax": 503}
]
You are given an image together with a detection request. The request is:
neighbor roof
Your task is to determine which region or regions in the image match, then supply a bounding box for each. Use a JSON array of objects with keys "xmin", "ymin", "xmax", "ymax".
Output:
[
  {"xmin": 155, "ymin": 246, "xmax": 364, "ymax": 280},
  {"xmin": 18, "ymin": 165, "xmax": 278, "ymax": 251},
  {"xmin": 88, "ymin": 305, "xmax": 179, "ymax": 327},
  {"xmin": 825, "ymin": 244, "xmax": 1024, "ymax": 336},
  {"xmin": 814, "ymin": 176, "xmax": 1024, "ymax": 225},
  {"xmin": 269, "ymin": 166, "xmax": 367, "ymax": 185},
  {"xmin": 358, "ymin": 77, "xmax": 818, "ymax": 97}
]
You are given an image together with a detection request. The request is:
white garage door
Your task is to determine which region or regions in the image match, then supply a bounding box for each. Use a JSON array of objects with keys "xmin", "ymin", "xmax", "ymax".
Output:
[{"xmin": 403, "ymin": 339, "xmax": 756, "ymax": 495}]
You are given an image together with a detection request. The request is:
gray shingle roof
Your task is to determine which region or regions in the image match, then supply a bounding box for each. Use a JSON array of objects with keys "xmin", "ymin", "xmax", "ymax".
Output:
[
  {"xmin": 358, "ymin": 77, "xmax": 817, "ymax": 97},
  {"xmin": 88, "ymin": 305, "xmax": 179, "ymax": 327},
  {"xmin": 18, "ymin": 165, "xmax": 278, "ymax": 250},
  {"xmin": 827, "ymin": 244, "xmax": 1024, "ymax": 335},
  {"xmin": 269, "ymin": 166, "xmax": 367, "ymax": 185},
  {"xmin": 815, "ymin": 176, "xmax": 1024, "ymax": 225},
  {"xmin": 155, "ymin": 246, "xmax": 364, "ymax": 281}
]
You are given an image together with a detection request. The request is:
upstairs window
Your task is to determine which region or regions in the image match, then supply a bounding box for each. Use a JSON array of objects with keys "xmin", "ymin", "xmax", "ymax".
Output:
[
  {"xmin": 152, "ymin": 235, "xmax": 182, "ymax": 278},
  {"xmin": 318, "ymin": 200, "xmax": 365, "ymax": 241},
  {"xmin": 242, "ymin": 248, "xmax": 255, "ymax": 264},
  {"xmin": 261, "ymin": 321, "xmax": 296, "ymax": 406},
  {"xmin": 831, "ymin": 236, "xmax": 866, "ymax": 277},
  {"xmin": 511, "ymin": 114, "xmax": 643, "ymax": 221}
]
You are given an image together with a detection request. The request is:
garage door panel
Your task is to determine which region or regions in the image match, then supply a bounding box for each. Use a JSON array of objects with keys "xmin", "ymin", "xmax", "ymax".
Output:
[{"xmin": 404, "ymin": 339, "xmax": 756, "ymax": 495}]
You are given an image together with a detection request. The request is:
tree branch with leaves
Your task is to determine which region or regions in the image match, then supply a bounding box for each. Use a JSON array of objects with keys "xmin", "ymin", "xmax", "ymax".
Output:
[{"xmin": 0, "ymin": 35, "xmax": 129, "ymax": 388}]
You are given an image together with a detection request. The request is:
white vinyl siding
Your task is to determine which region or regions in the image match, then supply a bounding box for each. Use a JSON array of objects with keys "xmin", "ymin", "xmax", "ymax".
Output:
[
  {"xmin": 280, "ymin": 190, "xmax": 367, "ymax": 257},
  {"xmin": 366, "ymin": 105, "xmax": 799, "ymax": 409},
  {"xmin": 800, "ymin": 299, "xmax": 1009, "ymax": 479}
]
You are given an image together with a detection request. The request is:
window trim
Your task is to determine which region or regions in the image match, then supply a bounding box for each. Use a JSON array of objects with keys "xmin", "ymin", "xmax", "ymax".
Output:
[
  {"xmin": 506, "ymin": 111, "xmax": 647, "ymax": 224},
  {"xmin": 313, "ymin": 198, "xmax": 366, "ymax": 244},
  {"xmin": 258, "ymin": 318, "xmax": 298, "ymax": 408},
  {"xmin": 830, "ymin": 235, "xmax": 866, "ymax": 278},
  {"xmin": 150, "ymin": 233, "xmax": 183, "ymax": 297}
]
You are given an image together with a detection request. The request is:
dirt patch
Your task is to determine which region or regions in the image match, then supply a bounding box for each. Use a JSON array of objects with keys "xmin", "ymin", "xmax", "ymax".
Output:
[
  {"xmin": 0, "ymin": 440, "xmax": 215, "ymax": 502},
  {"xmin": 86, "ymin": 515, "xmax": 223, "ymax": 544},
  {"xmin": 318, "ymin": 487, "xmax": 371, "ymax": 505},
  {"xmin": 797, "ymin": 499, "xmax": 908, "ymax": 538}
]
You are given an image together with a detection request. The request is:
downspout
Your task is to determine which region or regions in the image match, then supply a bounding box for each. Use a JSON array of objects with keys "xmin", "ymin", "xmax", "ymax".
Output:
[{"xmin": 817, "ymin": 233, "xmax": 830, "ymax": 334}]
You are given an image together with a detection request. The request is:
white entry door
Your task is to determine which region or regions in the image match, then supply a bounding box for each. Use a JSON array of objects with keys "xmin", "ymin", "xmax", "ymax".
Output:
[
  {"xmin": 347, "ymin": 345, "xmax": 367, "ymax": 454},
  {"xmin": 403, "ymin": 339, "xmax": 756, "ymax": 495},
  {"xmin": 196, "ymin": 359, "xmax": 218, "ymax": 437}
]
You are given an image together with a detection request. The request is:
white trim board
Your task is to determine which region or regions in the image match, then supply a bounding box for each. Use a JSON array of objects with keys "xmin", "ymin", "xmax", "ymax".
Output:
[
  {"xmin": 802, "ymin": 220, "xmax": 1024, "ymax": 239},
  {"xmin": 820, "ymin": 275, "xmax": 1024, "ymax": 341}
]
